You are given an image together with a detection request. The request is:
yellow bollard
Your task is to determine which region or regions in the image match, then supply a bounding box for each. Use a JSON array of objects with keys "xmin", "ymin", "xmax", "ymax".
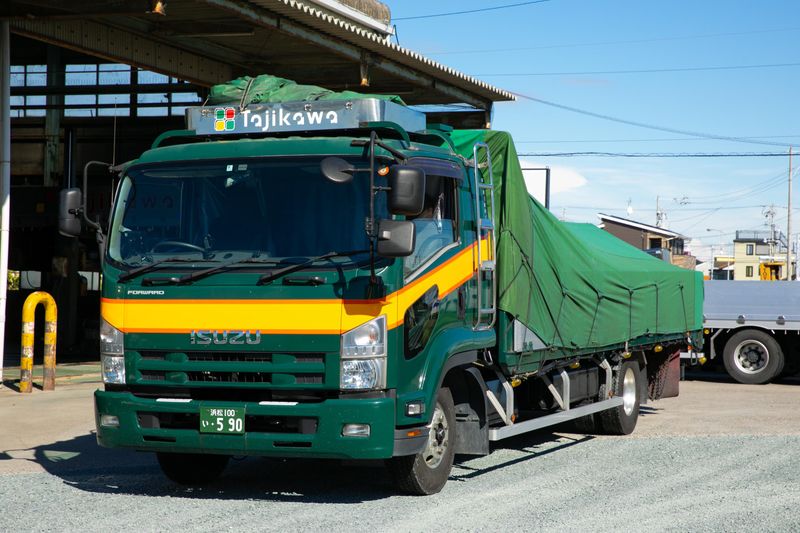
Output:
[{"xmin": 20, "ymin": 292, "xmax": 58, "ymax": 393}]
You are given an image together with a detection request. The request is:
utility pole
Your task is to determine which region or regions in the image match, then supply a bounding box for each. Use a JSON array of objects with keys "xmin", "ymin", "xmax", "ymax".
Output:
[
  {"xmin": 762, "ymin": 204, "xmax": 778, "ymax": 258},
  {"xmin": 788, "ymin": 147, "xmax": 793, "ymax": 280},
  {"xmin": 656, "ymin": 196, "xmax": 666, "ymax": 227}
]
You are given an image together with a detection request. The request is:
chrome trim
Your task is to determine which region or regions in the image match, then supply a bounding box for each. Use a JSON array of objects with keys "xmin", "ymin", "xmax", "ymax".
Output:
[{"xmin": 403, "ymin": 241, "xmax": 461, "ymax": 283}]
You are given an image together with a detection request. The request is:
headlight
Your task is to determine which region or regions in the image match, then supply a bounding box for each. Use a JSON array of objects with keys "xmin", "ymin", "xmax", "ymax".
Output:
[
  {"xmin": 100, "ymin": 319, "xmax": 125, "ymax": 384},
  {"xmin": 340, "ymin": 316, "xmax": 387, "ymax": 390}
]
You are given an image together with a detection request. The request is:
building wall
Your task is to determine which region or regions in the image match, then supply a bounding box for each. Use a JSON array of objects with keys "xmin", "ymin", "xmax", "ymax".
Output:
[
  {"xmin": 732, "ymin": 241, "xmax": 794, "ymax": 280},
  {"xmin": 672, "ymin": 254, "xmax": 697, "ymax": 270},
  {"xmin": 602, "ymin": 221, "xmax": 645, "ymax": 248},
  {"xmin": 733, "ymin": 242, "xmax": 760, "ymax": 280}
]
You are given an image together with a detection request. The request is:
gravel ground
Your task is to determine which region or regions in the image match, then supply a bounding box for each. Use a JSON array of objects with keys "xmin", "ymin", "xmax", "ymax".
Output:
[{"xmin": 2, "ymin": 375, "xmax": 800, "ymax": 532}]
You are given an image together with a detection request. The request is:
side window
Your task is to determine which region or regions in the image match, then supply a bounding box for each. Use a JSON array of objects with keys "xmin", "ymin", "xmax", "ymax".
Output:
[
  {"xmin": 746, "ymin": 244, "xmax": 754, "ymax": 256},
  {"xmin": 403, "ymin": 175, "xmax": 457, "ymax": 276},
  {"xmin": 746, "ymin": 266, "xmax": 754, "ymax": 278}
]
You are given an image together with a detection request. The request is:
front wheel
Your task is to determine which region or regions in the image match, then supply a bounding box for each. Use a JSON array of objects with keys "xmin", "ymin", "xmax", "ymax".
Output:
[
  {"xmin": 157, "ymin": 452, "xmax": 229, "ymax": 485},
  {"xmin": 598, "ymin": 360, "xmax": 641, "ymax": 435},
  {"xmin": 387, "ymin": 387, "xmax": 455, "ymax": 495}
]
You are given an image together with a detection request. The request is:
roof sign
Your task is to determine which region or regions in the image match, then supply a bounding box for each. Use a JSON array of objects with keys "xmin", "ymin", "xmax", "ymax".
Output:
[{"xmin": 186, "ymin": 99, "xmax": 426, "ymax": 136}]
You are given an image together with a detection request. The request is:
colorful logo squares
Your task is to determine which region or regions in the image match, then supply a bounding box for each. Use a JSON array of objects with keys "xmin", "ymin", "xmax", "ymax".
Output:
[{"xmin": 214, "ymin": 107, "xmax": 236, "ymax": 131}]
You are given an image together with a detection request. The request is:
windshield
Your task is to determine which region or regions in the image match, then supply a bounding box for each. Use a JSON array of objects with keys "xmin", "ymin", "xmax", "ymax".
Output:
[{"xmin": 108, "ymin": 157, "xmax": 386, "ymax": 267}]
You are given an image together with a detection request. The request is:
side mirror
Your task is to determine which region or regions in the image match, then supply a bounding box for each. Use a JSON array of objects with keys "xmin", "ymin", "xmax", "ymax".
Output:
[
  {"xmin": 320, "ymin": 157, "xmax": 355, "ymax": 184},
  {"xmin": 387, "ymin": 166, "xmax": 426, "ymax": 215},
  {"xmin": 58, "ymin": 188, "xmax": 83, "ymax": 237},
  {"xmin": 376, "ymin": 220, "xmax": 415, "ymax": 257}
]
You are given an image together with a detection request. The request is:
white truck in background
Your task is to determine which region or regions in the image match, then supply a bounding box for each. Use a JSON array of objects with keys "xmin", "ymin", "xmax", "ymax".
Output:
[{"xmin": 701, "ymin": 280, "xmax": 800, "ymax": 384}]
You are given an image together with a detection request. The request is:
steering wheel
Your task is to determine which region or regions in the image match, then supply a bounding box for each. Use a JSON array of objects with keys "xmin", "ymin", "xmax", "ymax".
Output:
[{"xmin": 149, "ymin": 240, "xmax": 206, "ymax": 253}]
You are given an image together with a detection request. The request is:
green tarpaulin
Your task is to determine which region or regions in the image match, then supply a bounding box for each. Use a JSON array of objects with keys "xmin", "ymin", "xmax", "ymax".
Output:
[
  {"xmin": 206, "ymin": 75, "xmax": 702, "ymax": 352},
  {"xmin": 450, "ymin": 130, "xmax": 703, "ymax": 352},
  {"xmin": 208, "ymin": 75, "xmax": 406, "ymax": 106}
]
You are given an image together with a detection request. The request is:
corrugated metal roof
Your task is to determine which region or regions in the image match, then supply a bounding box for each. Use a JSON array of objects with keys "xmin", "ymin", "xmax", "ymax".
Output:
[{"xmin": 7, "ymin": 0, "xmax": 515, "ymax": 113}]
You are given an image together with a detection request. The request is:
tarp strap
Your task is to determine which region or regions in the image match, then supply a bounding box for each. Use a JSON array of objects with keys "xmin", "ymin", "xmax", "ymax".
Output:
[
  {"xmin": 534, "ymin": 274, "xmax": 565, "ymax": 348},
  {"xmin": 628, "ymin": 289, "xmax": 634, "ymax": 340},
  {"xmin": 586, "ymin": 293, "xmax": 603, "ymax": 347},
  {"xmin": 679, "ymin": 284, "xmax": 688, "ymax": 331}
]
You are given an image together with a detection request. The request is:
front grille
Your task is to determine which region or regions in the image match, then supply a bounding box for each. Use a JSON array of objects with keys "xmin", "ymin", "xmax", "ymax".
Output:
[
  {"xmin": 186, "ymin": 371, "xmax": 272, "ymax": 383},
  {"xmin": 133, "ymin": 350, "xmax": 330, "ymax": 388},
  {"xmin": 137, "ymin": 411, "xmax": 318, "ymax": 434},
  {"xmin": 138, "ymin": 351, "xmax": 325, "ymax": 364},
  {"xmin": 184, "ymin": 371, "xmax": 324, "ymax": 385},
  {"xmin": 129, "ymin": 387, "xmax": 330, "ymax": 403},
  {"xmin": 187, "ymin": 352, "xmax": 273, "ymax": 362}
]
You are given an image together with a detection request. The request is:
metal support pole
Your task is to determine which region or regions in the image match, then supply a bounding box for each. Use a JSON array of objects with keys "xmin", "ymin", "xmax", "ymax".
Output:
[
  {"xmin": 545, "ymin": 167, "xmax": 551, "ymax": 209},
  {"xmin": 19, "ymin": 292, "xmax": 58, "ymax": 392},
  {"xmin": 788, "ymin": 147, "xmax": 793, "ymax": 280},
  {"xmin": 521, "ymin": 167, "xmax": 552, "ymax": 209},
  {"xmin": 0, "ymin": 22, "xmax": 11, "ymax": 386}
]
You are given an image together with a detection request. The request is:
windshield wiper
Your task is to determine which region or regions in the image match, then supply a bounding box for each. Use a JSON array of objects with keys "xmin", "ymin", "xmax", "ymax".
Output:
[
  {"xmin": 256, "ymin": 250, "xmax": 369, "ymax": 286},
  {"xmin": 118, "ymin": 257, "xmax": 212, "ymax": 283},
  {"xmin": 142, "ymin": 256, "xmax": 279, "ymax": 286}
]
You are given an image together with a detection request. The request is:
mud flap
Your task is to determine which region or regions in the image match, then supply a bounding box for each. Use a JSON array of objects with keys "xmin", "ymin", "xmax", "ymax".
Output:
[{"xmin": 647, "ymin": 348, "xmax": 681, "ymax": 400}]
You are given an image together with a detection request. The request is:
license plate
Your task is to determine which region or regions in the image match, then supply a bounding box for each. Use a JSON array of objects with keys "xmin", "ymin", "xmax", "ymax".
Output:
[{"xmin": 200, "ymin": 407, "xmax": 245, "ymax": 434}]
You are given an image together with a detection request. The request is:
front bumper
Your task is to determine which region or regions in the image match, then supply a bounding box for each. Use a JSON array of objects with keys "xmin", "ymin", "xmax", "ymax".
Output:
[{"xmin": 95, "ymin": 390, "xmax": 426, "ymax": 460}]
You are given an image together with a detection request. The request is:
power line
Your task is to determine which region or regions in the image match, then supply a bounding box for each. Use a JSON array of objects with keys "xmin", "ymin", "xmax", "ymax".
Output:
[
  {"xmin": 513, "ymin": 92, "xmax": 794, "ymax": 148},
  {"xmin": 423, "ymin": 26, "xmax": 800, "ymax": 55},
  {"xmin": 561, "ymin": 204, "xmax": 766, "ymax": 212},
  {"xmin": 480, "ymin": 61, "xmax": 800, "ymax": 77},
  {"xmin": 516, "ymin": 135, "xmax": 800, "ymax": 144},
  {"xmin": 394, "ymin": 0, "xmax": 552, "ymax": 21},
  {"xmin": 681, "ymin": 169, "xmax": 791, "ymax": 203},
  {"xmin": 518, "ymin": 151, "xmax": 793, "ymax": 157}
]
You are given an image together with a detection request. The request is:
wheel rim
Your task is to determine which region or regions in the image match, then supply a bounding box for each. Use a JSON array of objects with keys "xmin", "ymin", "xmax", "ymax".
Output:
[
  {"xmin": 622, "ymin": 367, "xmax": 637, "ymax": 416},
  {"xmin": 423, "ymin": 401, "xmax": 449, "ymax": 469},
  {"xmin": 733, "ymin": 340, "xmax": 769, "ymax": 374}
]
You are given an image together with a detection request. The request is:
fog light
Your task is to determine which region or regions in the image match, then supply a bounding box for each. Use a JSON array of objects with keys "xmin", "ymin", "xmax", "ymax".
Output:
[
  {"xmin": 342, "ymin": 423, "xmax": 370, "ymax": 437},
  {"xmin": 405, "ymin": 401, "xmax": 425, "ymax": 416},
  {"xmin": 100, "ymin": 414, "xmax": 119, "ymax": 427}
]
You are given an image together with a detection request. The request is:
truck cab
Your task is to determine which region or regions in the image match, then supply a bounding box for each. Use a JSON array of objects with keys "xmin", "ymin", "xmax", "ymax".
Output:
[{"xmin": 60, "ymin": 99, "xmax": 499, "ymax": 493}]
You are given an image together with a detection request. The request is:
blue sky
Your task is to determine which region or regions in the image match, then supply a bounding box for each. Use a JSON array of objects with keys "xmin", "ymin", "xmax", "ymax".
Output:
[{"xmin": 390, "ymin": 0, "xmax": 800, "ymax": 256}]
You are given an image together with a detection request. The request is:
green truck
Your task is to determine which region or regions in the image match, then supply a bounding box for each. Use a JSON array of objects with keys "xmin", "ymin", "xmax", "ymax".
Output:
[{"xmin": 59, "ymin": 87, "xmax": 703, "ymax": 495}]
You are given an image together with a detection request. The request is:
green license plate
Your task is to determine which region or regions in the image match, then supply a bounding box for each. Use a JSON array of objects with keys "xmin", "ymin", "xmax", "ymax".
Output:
[{"xmin": 200, "ymin": 406, "xmax": 245, "ymax": 434}]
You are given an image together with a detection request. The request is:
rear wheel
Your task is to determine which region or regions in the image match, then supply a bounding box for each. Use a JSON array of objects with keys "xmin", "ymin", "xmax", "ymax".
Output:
[
  {"xmin": 598, "ymin": 360, "xmax": 640, "ymax": 435},
  {"xmin": 387, "ymin": 387, "xmax": 455, "ymax": 495},
  {"xmin": 157, "ymin": 452, "xmax": 229, "ymax": 485},
  {"xmin": 723, "ymin": 330, "xmax": 784, "ymax": 384}
]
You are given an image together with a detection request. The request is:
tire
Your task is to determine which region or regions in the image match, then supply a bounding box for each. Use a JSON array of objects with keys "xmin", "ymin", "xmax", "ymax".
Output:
[
  {"xmin": 387, "ymin": 387, "xmax": 455, "ymax": 495},
  {"xmin": 570, "ymin": 413, "xmax": 599, "ymax": 434},
  {"xmin": 722, "ymin": 330, "xmax": 784, "ymax": 384},
  {"xmin": 157, "ymin": 452, "xmax": 229, "ymax": 485},
  {"xmin": 598, "ymin": 360, "xmax": 641, "ymax": 435}
]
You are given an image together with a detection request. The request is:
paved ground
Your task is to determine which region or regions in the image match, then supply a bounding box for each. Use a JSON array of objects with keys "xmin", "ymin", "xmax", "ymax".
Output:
[{"xmin": 1, "ymin": 368, "xmax": 799, "ymax": 531}]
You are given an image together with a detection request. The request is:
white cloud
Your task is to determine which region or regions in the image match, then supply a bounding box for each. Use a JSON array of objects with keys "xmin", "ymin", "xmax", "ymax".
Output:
[{"xmin": 518, "ymin": 158, "xmax": 588, "ymax": 204}]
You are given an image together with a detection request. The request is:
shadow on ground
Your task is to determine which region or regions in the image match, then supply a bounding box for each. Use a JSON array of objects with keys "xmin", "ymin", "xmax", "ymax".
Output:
[
  {"xmin": 682, "ymin": 367, "xmax": 800, "ymax": 385},
  {"xmin": 0, "ymin": 428, "xmax": 593, "ymax": 502}
]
